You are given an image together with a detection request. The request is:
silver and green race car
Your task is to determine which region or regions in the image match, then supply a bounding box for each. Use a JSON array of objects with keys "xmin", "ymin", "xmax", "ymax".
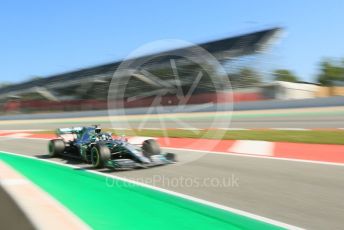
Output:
[{"xmin": 48, "ymin": 125, "xmax": 176, "ymax": 169}]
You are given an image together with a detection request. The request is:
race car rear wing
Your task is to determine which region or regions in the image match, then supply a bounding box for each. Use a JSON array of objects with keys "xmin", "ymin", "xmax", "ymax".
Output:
[{"xmin": 56, "ymin": 127, "xmax": 83, "ymax": 136}]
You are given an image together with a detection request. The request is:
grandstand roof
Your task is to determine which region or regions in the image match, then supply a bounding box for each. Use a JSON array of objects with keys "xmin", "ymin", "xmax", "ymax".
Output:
[{"xmin": 0, "ymin": 27, "xmax": 282, "ymax": 99}]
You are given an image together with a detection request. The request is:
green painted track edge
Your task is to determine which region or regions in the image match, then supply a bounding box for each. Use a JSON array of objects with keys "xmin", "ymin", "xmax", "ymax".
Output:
[{"xmin": 0, "ymin": 152, "xmax": 287, "ymax": 230}]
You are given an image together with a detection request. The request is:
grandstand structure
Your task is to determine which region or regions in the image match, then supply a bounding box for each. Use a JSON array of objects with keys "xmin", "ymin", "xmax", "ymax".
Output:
[{"xmin": 0, "ymin": 28, "xmax": 281, "ymax": 113}]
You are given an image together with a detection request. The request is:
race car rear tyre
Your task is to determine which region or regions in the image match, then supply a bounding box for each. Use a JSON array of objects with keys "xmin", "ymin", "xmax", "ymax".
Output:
[
  {"xmin": 142, "ymin": 139, "xmax": 161, "ymax": 157},
  {"xmin": 48, "ymin": 139, "xmax": 65, "ymax": 157},
  {"xmin": 91, "ymin": 144, "xmax": 111, "ymax": 169}
]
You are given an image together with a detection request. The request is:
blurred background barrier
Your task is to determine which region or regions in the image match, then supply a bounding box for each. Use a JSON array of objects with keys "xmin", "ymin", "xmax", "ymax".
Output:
[{"xmin": 1, "ymin": 91, "xmax": 263, "ymax": 113}]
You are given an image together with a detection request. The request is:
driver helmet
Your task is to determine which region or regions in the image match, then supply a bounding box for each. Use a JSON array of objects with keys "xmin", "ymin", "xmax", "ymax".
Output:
[{"xmin": 95, "ymin": 127, "xmax": 101, "ymax": 134}]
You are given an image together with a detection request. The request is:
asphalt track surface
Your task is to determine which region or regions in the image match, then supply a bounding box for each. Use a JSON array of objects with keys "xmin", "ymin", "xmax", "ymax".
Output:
[
  {"xmin": 0, "ymin": 108, "xmax": 344, "ymax": 130},
  {"xmin": 1, "ymin": 138, "xmax": 344, "ymax": 229}
]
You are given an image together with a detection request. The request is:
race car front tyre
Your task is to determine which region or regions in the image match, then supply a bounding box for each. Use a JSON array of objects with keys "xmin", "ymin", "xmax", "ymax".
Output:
[
  {"xmin": 91, "ymin": 144, "xmax": 111, "ymax": 168},
  {"xmin": 142, "ymin": 139, "xmax": 161, "ymax": 157},
  {"xmin": 48, "ymin": 139, "xmax": 65, "ymax": 157},
  {"xmin": 165, "ymin": 152, "xmax": 176, "ymax": 162}
]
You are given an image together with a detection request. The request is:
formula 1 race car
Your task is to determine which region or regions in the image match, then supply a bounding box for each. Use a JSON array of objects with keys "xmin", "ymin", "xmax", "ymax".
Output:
[{"xmin": 48, "ymin": 125, "xmax": 175, "ymax": 169}]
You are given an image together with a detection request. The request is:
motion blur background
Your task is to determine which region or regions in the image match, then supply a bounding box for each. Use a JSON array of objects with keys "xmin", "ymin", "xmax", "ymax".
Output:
[
  {"xmin": 1, "ymin": 3, "xmax": 344, "ymax": 229},
  {"xmin": 0, "ymin": 0, "xmax": 344, "ymax": 116}
]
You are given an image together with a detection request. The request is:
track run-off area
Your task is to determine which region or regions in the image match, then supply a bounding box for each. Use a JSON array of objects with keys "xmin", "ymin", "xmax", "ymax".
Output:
[{"xmin": 1, "ymin": 134, "xmax": 344, "ymax": 229}]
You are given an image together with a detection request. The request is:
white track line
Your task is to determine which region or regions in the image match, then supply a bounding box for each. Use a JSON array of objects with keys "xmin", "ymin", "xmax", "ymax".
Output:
[
  {"xmin": 163, "ymin": 147, "xmax": 344, "ymax": 167},
  {"xmin": 270, "ymin": 128, "xmax": 309, "ymax": 131},
  {"xmin": 0, "ymin": 129, "xmax": 47, "ymax": 133},
  {"xmin": 0, "ymin": 150, "xmax": 303, "ymax": 230},
  {"xmin": 4, "ymin": 133, "xmax": 31, "ymax": 138},
  {"xmin": 127, "ymin": 136, "xmax": 156, "ymax": 145},
  {"xmin": 0, "ymin": 161, "xmax": 90, "ymax": 230},
  {"xmin": 0, "ymin": 136, "xmax": 48, "ymax": 141},
  {"xmin": 228, "ymin": 140, "xmax": 274, "ymax": 156},
  {"xmin": 218, "ymin": 128, "xmax": 249, "ymax": 130},
  {"xmin": 177, "ymin": 128, "xmax": 203, "ymax": 130}
]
